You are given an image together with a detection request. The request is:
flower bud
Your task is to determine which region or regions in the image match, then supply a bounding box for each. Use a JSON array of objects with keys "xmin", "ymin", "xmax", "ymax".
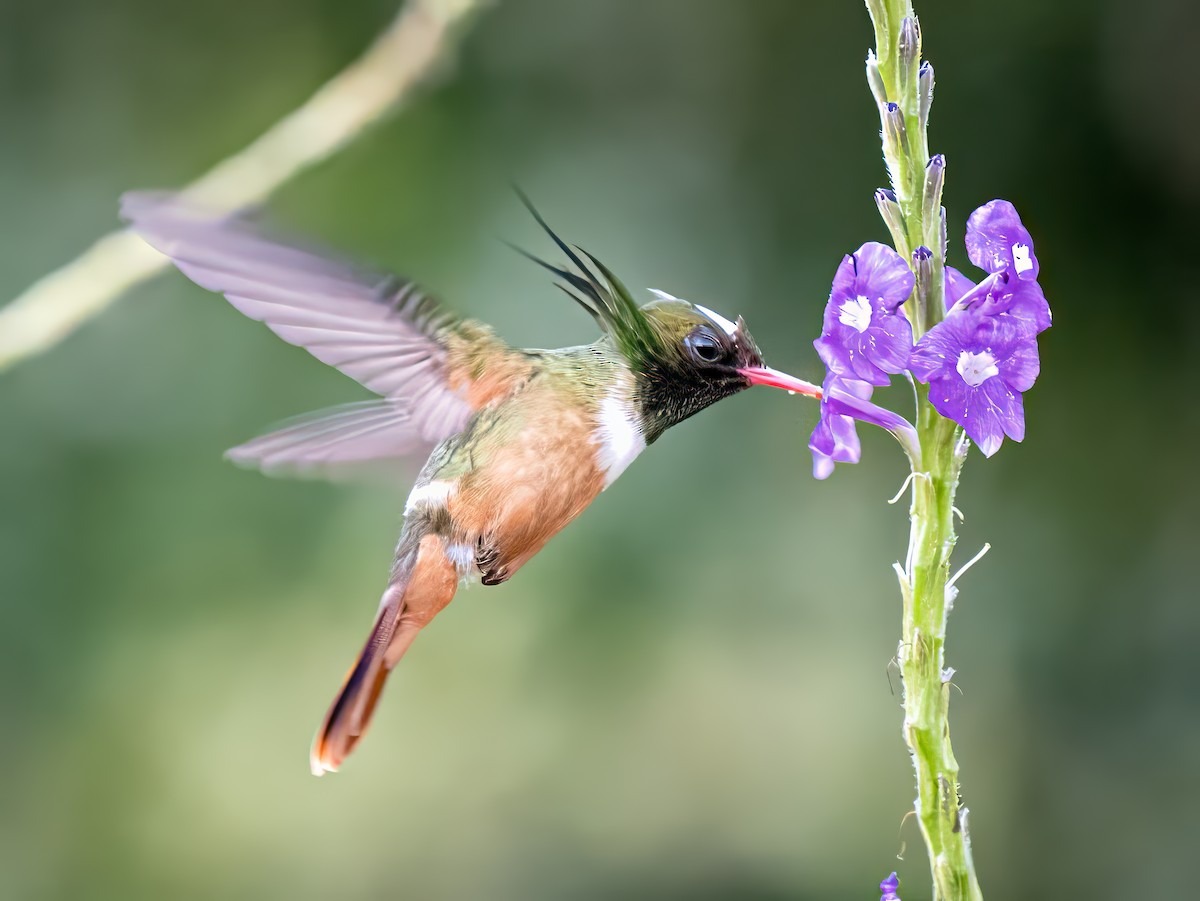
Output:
[
  {"xmin": 912, "ymin": 245, "xmax": 942, "ymax": 330},
  {"xmin": 879, "ymin": 102, "xmax": 909, "ymax": 192},
  {"xmin": 897, "ymin": 17, "xmax": 921, "ymax": 98},
  {"xmin": 912, "ymin": 245, "xmax": 934, "ymax": 298},
  {"xmin": 912, "ymin": 245, "xmax": 933, "ymax": 281},
  {"xmin": 866, "ymin": 51, "xmax": 888, "ymax": 106},
  {"xmin": 874, "ymin": 188, "xmax": 906, "ymax": 249},
  {"xmin": 922, "ymin": 154, "xmax": 946, "ymax": 234},
  {"xmin": 881, "ymin": 101, "xmax": 909, "ymax": 156},
  {"xmin": 918, "ymin": 61, "xmax": 935, "ymax": 129}
]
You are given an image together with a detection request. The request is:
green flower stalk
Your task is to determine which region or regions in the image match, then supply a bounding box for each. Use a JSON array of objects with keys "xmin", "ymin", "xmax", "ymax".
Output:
[
  {"xmin": 870, "ymin": 5, "xmax": 982, "ymax": 899},
  {"xmin": 875, "ymin": 13, "xmax": 973, "ymax": 901},
  {"xmin": 810, "ymin": 2, "xmax": 1051, "ymax": 898}
]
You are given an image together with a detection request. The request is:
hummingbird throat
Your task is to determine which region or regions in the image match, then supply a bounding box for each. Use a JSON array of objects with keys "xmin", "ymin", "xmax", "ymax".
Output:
[{"xmin": 594, "ymin": 379, "xmax": 646, "ymax": 486}]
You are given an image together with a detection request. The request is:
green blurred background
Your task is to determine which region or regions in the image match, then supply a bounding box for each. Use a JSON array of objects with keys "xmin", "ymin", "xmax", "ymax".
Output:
[{"xmin": 2, "ymin": 0, "xmax": 1197, "ymax": 898}]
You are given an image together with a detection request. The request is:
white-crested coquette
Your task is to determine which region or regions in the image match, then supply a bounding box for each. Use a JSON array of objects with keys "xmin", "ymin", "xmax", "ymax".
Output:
[{"xmin": 122, "ymin": 192, "xmax": 822, "ymax": 774}]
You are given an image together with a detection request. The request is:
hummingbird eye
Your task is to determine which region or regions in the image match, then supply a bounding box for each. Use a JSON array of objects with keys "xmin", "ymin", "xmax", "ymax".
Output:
[{"xmin": 685, "ymin": 328, "xmax": 726, "ymax": 364}]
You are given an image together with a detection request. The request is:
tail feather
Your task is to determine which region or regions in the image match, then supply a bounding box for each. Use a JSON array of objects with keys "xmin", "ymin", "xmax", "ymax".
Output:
[
  {"xmin": 310, "ymin": 532, "xmax": 460, "ymax": 775},
  {"xmin": 309, "ymin": 590, "xmax": 401, "ymax": 776}
]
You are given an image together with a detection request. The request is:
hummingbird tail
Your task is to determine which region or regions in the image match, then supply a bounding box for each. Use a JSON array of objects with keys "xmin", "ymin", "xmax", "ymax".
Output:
[{"xmin": 310, "ymin": 532, "xmax": 460, "ymax": 776}]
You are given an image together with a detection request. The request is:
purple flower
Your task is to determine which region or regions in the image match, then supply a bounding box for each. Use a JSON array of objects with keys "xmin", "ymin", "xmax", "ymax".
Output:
[
  {"xmin": 880, "ymin": 872, "xmax": 901, "ymax": 901},
  {"xmin": 948, "ymin": 201, "xmax": 1051, "ymax": 334},
  {"xmin": 814, "ymin": 242, "xmax": 915, "ymax": 386},
  {"xmin": 966, "ymin": 199, "xmax": 1038, "ymax": 283},
  {"xmin": 809, "ymin": 375, "xmax": 872, "ymax": 479},
  {"xmin": 910, "ymin": 199, "xmax": 1050, "ymax": 453},
  {"xmin": 944, "ymin": 265, "xmax": 977, "ymax": 310},
  {"xmin": 910, "ymin": 311, "xmax": 1040, "ymax": 456},
  {"xmin": 810, "ymin": 373, "xmax": 921, "ymax": 479},
  {"xmin": 809, "ymin": 197, "xmax": 1048, "ymax": 471}
]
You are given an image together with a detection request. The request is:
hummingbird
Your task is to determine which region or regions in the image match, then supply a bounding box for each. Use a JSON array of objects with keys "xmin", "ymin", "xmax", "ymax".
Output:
[{"xmin": 121, "ymin": 191, "xmax": 822, "ymax": 775}]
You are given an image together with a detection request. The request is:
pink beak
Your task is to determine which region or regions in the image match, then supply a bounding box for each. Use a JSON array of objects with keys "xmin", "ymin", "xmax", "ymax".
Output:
[{"xmin": 738, "ymin": 366, "xmax": 823, "ymax": 399}]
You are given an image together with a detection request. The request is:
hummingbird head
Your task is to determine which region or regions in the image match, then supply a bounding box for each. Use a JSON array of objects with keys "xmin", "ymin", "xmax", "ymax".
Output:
[
  {"xmin": 512, "ymin": 192, "xmax": 822, "ymax": 443},
  {"xmin": 629, "ymin": 290, "xmax": 781, "ymax": 441}
]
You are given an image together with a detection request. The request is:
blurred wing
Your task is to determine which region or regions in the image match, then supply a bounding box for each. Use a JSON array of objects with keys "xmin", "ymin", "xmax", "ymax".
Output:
[
  {"xmin": 122, "ymin": 193, "xmax": 514, "ymax": 471},
  {"xmin": 224, "ymin": 401, "xmax": 423, "ymax": 480}
]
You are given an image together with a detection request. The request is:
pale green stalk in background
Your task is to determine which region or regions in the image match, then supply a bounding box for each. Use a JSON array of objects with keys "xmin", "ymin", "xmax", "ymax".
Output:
[
  {"xmin": 0, "ymin": 0, "xmax": 486, "ymax": 373},
  {"xmin": 866, "ymin": 1, "xmax": 984, "ymax": 898}
]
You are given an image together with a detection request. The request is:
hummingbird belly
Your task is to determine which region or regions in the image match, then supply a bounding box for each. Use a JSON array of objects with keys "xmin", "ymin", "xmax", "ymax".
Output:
[{"xmin": 418, "ymin": 380, "xmax": 611, "ymax": 584}]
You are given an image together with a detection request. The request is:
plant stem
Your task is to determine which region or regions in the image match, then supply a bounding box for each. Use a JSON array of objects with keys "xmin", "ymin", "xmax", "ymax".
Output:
[
  {"xmin": 900, "ymin": 394, "xmax": 980, "ymax": 901},
  {"xmin": 866, "ymin": 1, "xmax": 984, "ymax": 897}
]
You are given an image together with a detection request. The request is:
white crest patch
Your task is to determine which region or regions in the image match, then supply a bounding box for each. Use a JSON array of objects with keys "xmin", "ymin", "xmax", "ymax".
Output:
[
  {"xmin": 694, "ymin": 304, "xmax": 739, "ymax": 337},
  {"xmin": 403, "ymin": 479, "xmax": 455, "ymax": 516},
  {"xmin": 649, "ymin": 289, "xmax": 739, "ymax": 338},
  {"xmin": 648, "ymin": 288, "xmax": 682, "ymax": 303},
  {"xmin": 594, "ymin": 383, "xmax": 646, "ymax": 488}
]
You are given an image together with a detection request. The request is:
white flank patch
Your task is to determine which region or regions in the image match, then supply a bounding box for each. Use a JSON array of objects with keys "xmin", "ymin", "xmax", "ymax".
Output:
[
  {"xmin": 403, "ymin": 479, "xmax": 455, "ymax": 515},
  {"xmin": 694, "ymin": 303, "xmax": 739, "ymax": 337},
  {"xmin": 594, "ymin": 387, "xmax": 646, "ymax": 488},
  {"xmin": 444, "ymin": 542, "xmax": 477, "ymax": 576}
]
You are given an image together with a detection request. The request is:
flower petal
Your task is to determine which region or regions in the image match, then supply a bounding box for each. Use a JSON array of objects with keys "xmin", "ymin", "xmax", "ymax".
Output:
[
  {"xmin": 911, "ymin": 310, "xmax": 1038, "ymax": 455},
  {"xmin": 965, "ymin": 199, "xmax": 1039, "ymax": 282},
  {"xmin": 863, "ymin": 316, "xmax": 914, "ymax": 374},
  {"xmin": 909, "ymin": 311, "xmax": 973, "ymax": 383},
  {"xmin": 983, "ymin": 378, "xmax": 1026, "ymax": 442},
  {"xmin": 1002, "ymin": 279, "xmax": 1052, "ymax": 335},
  {"xmin": 812, "ymin": 452, "xmax": 835, "ymax": 480},
  {"xmin": 996, "ymin": 329, "xmax": 1041, "ymax": 392},
  {"xmin": 826, "ymin": 380, "xmax": 920, "ymax": 457},
  {"xmin": 818, "ymin": 246, "xmax": 915, "ymax": 384},
  {"xmin": 810, "ymin": 408, "xmax": 862, "ymax": 463},
  {"xmin": 944, "ymin": 265, "xmax": 977, "ymax": 311},
  {"xmin": 961, "ymin": 387, "xmax": 1005, "ymax": 456},
  {"xmin": 814, "ymin": 335, "xmax": 851, "ymax": 378},
  {"xmin": 822, "ymin": 253, "xmax": 859, "ymax": 335},
  {"xmin": 809, "ymin": 374, "xmax": 921, "ymax": 476},
  {"xmin": 808, "ymin": 376, "xmax": 873, "ymax": 479},
  {"xmin": 852, "ymin": 241, "xmax": 915, "ymax": 310},
  {"xmin": 847, "ymin": 345, "xmax": 892, "ymax": 386},
  {"xmin": 809, "ymin": 380, "xmax": 864, "ymax": 479}
]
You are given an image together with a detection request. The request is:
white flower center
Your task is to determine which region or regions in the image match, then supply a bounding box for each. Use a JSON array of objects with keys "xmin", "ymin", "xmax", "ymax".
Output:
[
  {"xmin": 956, "ymin": 350, "xmax": 999, "ymax": 387},
  {"xmin": 1011, "ymin": 243, "xmax": 1033, "ymax": 274},
  {"xmin": 838, "ymin": 294, "xmax": 874, "ymax": 333}
]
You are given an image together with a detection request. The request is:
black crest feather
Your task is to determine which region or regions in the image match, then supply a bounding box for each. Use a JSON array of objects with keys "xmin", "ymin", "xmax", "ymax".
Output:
[{"xmin": 510, "ymin": 188, "xmax": 661, "ymax": 365}]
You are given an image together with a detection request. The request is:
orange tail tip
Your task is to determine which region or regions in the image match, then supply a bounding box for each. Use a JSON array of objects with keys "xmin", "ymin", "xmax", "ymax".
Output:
[
  {"xmin": 309, "ymin": 533, "xmax": 459, "ymax": 775},
  {"xmin": 310, "ymin": 607, "xmax": 397, "ymax": 776}
]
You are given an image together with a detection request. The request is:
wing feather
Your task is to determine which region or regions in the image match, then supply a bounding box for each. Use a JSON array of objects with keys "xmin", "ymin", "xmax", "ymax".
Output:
[
  {"xmin": 121, "ymin": 192, "xmax": 526, "ymax": 478},
  {"xmin": 225, "ymin": 401, "xmax": 424, "ymax": 479}
]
